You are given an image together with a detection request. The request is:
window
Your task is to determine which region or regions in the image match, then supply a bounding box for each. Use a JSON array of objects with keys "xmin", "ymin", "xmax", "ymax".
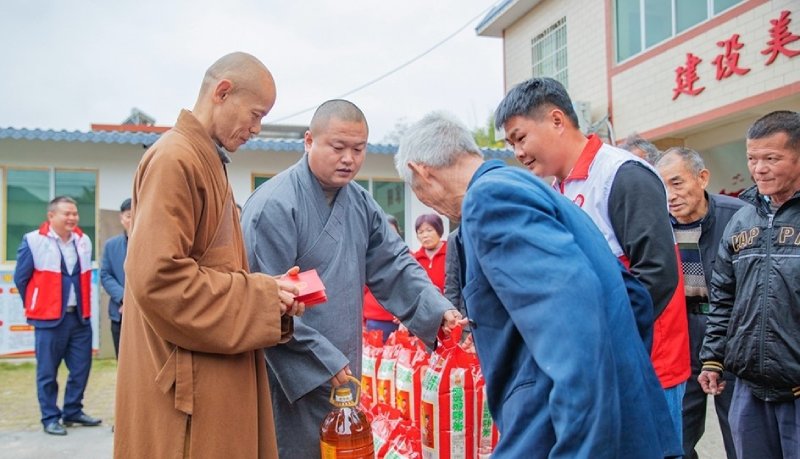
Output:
[
  {"xmin": 372, "ymin": 180, "xmax": 405, "ymax": 232},
  {"xmin": 531, "ymin": 17, "xmax": 568, "ymax": 88},
  {"xmin": 616, "ymin": 0, "xmax": 641, "ymax": 61},
  {"xmin": 4, "ymin": 168, "xmax": 97, "ymax": 261},
  {"xmin": 615, "ymin": 0, "xmax": 744, "ymax": 62},
  {"xmin": 645, "ymin": 0, "xmax": 671, "ymax": 47},
  {"xmin": 714, "ymin": 0, "xmax": 740, "ymax": 14},
  {"xmin": 55, "ymin": 170, "xmax": 97, "ymax": 260},
  {"xmin": 676, "ymin": 0, "xmax": 707, "ymax": 33},
  {"xmin": 252, "ymin": 173, "xmax": 274, "ymax": 190},
  {"xmin": 355, "ymin": 178, "xmax": 405, "ymax": 232}
]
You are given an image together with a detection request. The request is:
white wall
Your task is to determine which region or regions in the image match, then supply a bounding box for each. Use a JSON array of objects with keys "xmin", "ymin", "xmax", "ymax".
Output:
[
  {"xmin": 612, "ymin": 0, "xmax": 800, "ymax": 138},
  {"xmin": 502, "ymin": 0, "xmax": 610, "ymax": 123},
  {"xmin": 0, "ymin": 138, "xmax": 443, "ymax": 259}
]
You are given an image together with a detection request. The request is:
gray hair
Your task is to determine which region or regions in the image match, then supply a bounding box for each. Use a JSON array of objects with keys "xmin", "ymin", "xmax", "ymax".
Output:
[
  {"xmin": 48, "ymin": 196, "xmax": 77, "ymax": 212},
  {"xmin": 621, "ymin": 133, "xmax": 661, "ymax": 165},
  {"xmin": 394, "ymin": 112, "xmax": 483, "ymax": 184},
  {"xmin": 656, "ymin": 147, "xmax": 706, "ymax": 176}
]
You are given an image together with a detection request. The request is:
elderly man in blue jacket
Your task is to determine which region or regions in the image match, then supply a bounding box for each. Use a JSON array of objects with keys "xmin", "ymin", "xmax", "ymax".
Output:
[
  {"xmin": 395, "ymin": 111, "xmax": 681, "ymax": 458},
  {"xmin": 100, "ymin": 198, "xmax": 131, "ymax": 358}
]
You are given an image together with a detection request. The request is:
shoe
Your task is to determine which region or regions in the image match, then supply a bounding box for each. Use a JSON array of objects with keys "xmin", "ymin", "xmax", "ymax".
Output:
[
  {"xmin": 44, "ymin": 421, "xmax": 67, "ymax": 436},
  {"xmin": 63, "ymin": 413, "xmax": 102, "ymax": 427}
]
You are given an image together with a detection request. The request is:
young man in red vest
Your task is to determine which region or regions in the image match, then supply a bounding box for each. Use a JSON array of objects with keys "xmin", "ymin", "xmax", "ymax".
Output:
[
  {"xmin": 14, "ymin": 196, "xmax": 101, "ymax": 435},
  {"xmin": 495, "ymin": 77, "xmax": 690, "ymax": 448}
]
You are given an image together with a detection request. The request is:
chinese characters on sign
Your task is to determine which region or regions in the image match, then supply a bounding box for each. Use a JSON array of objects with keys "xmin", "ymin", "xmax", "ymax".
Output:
[
  {"xmin": 762, "ymin": 10, "xmax": 800, "ymax": 65},
  {"xmin": 673, "ymin": 53, "xmax": 705, "ymax": 100},
  {"xmin": 672, "ymin": 10, "xmax": 799, "ymax": 100},
  {"xmin": 713, "ymin": 33, "xmax": 750, "ymax": 80}
]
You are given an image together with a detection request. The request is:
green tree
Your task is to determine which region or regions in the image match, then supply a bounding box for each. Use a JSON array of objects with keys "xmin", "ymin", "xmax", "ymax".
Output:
[{"xmin": 472, "ymin": 115, "xmax": 505, "ymax": 149}]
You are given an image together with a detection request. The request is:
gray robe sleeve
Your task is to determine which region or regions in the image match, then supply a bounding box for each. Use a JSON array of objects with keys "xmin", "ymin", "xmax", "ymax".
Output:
[
  {"xmin": 363, "ymin": 201, "xmax": 454, "ymax": 349},
  {"xmin": 444, "ymin": 228, "xmax": 464, "ymax": 315},
  {"xmin": 242, "ymin": 196, "xmax": 349, "ymax": 403}
]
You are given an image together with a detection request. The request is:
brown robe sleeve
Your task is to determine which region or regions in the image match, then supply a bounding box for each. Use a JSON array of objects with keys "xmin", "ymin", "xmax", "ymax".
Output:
[{"xmin": 127, "ymin": 143, "xmax": 287, "ymax": 354}]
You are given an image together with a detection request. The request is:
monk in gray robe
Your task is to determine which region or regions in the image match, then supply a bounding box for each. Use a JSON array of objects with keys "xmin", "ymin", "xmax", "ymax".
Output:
[{"xmin": 241, "ymin": 99, "xmax": 463, "ymax": 459}]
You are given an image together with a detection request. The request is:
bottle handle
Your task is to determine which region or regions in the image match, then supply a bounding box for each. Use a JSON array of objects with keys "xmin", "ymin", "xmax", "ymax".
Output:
[{"xmin": 329, "ymin": 375, "xmax": 362, "ymax": 407}]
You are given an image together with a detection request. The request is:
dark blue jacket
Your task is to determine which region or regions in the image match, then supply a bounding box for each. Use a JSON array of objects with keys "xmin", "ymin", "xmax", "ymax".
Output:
[
  {"xmin": 100, "ymin": 233, "xmax": 127, "ymax": 323},
  {"xmin": 14, "ymin": 237, "xmax": 89, "ymax": 329},
  {"xmin": 460, "ymin": 161, "xmax": 681, "ymax": 458}
]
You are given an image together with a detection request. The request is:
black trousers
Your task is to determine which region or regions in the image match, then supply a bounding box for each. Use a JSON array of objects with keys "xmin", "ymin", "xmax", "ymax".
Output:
[
  {"xmin": 682, "ymin": 312, "xmax": 737, "ymax": 459},
  {"xmin": 110, "ymin": 319, "xmax": 121, "ymax": 359}
]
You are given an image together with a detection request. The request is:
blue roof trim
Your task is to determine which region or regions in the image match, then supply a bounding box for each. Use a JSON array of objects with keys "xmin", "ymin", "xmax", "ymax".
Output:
[
  {"xmin": 476, "ymin": 0, "xmax": 514, "ymax": 33},
  {"xmin": 0, "ymin": 127, "xmax": 162, "ymax": 145},
  {"xmin": 0, "ymin": 127, "xmax": 512, "ymax": 159}
]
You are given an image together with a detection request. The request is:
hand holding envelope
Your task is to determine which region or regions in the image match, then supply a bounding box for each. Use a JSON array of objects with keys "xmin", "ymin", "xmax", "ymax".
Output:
[
  {"xmin": 274, "ymin": 266, "xmax": 306, "ymax": 317},
  {"xmin": 278, "ymin": 267, "xmax": 328, "ymax": 308}
]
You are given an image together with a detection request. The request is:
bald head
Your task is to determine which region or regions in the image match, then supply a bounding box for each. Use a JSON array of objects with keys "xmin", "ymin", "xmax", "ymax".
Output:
[
  {"xmin": 193, "ymin": 52, "xmax": 277, "ymax": 152},
  {"xmin": 199, "ymin": 52, "xmax": 274, "ymax": 98},
  {"xmin": 309, "ymin": 99, "xmax": 368, "ymax": 135}
]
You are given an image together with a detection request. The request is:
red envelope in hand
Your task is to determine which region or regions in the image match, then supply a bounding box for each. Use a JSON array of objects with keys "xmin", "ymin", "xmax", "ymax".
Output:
[{"xmin": 281, "ymin": 269, "xmax": 327, "ymax": 307}]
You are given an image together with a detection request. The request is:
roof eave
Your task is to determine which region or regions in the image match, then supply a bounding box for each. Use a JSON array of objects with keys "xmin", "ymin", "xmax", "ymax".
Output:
[{"xmin": 476, "ymin": 0, "xmax": 542, "ymax": 38}]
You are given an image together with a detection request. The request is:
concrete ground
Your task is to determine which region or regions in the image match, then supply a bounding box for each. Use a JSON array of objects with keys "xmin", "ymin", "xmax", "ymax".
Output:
[{"xmin": 1, "ymin": 359, "xmax": 730, "ymax": 458}]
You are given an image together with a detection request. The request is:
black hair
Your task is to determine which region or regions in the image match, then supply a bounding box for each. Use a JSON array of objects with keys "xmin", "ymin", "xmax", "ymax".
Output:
[
  {"xmin": 746, "ymin": 110, "xmax": 800, "ymax": 152},
  {"xmin": 494, "ymin": 77, "xmax": 580, "ymax": 130}
]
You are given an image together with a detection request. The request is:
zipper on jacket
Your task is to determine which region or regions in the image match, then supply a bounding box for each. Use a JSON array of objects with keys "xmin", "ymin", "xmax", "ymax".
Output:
[
  {"xmin": 758, "ymin": 212, "xmax": 775, "ymax": 379},
  {"xmin": 31, "ymin": 288, "xmax": 39, "ymax": 310}
]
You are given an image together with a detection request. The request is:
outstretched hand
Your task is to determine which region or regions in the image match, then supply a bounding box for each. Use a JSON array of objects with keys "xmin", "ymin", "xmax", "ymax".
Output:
[{"xmin": 440, "ymin": 309, "xmax": 468, "ymax": 335}]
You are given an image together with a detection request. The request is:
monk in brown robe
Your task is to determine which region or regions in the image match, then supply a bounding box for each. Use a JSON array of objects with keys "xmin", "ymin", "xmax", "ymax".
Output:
[{"xmin": 114, "ymin": 52, "xmax": 302, "ymax": 459}]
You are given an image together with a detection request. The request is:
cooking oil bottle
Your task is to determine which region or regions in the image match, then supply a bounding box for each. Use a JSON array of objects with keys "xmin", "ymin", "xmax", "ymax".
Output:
[{"xmin": 320, "ymin": 376, "xmax": 375, "ymax": 458}]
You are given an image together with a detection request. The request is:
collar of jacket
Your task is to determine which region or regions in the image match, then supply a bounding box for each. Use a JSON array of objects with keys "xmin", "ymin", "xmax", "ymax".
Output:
[
  {"xmin": 468, "ymin": 159, "xmax": 506, "ymax": 190},
  {"xmin": 670, "ymin": 191, "xmax": 715, "ymax": 229},
  {"xmin": 173, "ymin": 110, "xmax": 225, "ymax": 170},
  {"xmin": 37, "ymin": 221, "xmax": 84, "ymax": 239},
  {"xmin": 739, "ymin": 185, "xmax": 800, "ymax": 215}
]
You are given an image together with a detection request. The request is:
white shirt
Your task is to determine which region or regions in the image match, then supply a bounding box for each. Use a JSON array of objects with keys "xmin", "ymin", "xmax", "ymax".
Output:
[{"xmin": 51, "ymin": 229, "xmax": 78, "ymax": 307}]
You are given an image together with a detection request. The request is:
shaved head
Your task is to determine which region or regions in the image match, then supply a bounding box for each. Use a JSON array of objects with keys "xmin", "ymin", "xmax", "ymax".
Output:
[
  {"xmin": 192, "ymin": 52, "xmax": 277, "ymax": 152},
  {"xmin": 309, "ymin": 99, "xmax": 368, "ymax": 135},
  {"xmin": 199, "ymin": 52, "xmax": 274, "ymax": 98}
]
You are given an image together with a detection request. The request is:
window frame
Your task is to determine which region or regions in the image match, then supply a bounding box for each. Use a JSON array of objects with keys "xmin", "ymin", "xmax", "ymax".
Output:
[
  {"xmin": 356, "ymin": 176, "xmax": 406, "ymax": 234},
  {"xmin": 2, "ymin": 166, "xmax": 99, "ymax": 263},
  {"xmin": 251, "ymin": 172, "xmax": 276, "ymax": 191},
  {"xmin": 614, "ymin": 0, "xmax": 743, "ymax": 64},
  {"xmin": 530, "ymin": 17, "xmax": 568, "ymax": 88}
]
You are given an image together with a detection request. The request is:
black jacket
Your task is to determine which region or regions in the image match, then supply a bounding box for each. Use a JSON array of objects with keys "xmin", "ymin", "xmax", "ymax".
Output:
[
  {"xmin": 700, "ymin": 186, "xmax": 800, "ymax": 401},
  {"xmin": 688, "ymin": 192, "xmax": 746, "ymax": 294}
]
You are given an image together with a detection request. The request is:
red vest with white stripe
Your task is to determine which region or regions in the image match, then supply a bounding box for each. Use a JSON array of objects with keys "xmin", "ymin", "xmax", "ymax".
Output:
[
  {"xmin": 554, "ymin": 135, "xmax": 690, "ymax": 388},
  {"xmin": 23, "ymin": 222, "xmax": 92, "ymax": 320}
]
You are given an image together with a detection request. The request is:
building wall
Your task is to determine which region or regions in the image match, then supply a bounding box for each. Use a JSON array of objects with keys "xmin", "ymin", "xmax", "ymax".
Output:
[
  {"xmin": 487, "ymin": 0, "xmax": 799, "ymax": 195},
  {"xmin": 502, "ymin": 0, "xmax": 610, "ymax": 124},
  {"xmin": 611, "ymin": 0, "xmax": 800, "ymax": 142},
  {"xmin": 0, "ymin": 139, "xmax": 440, "ymax": 265}
]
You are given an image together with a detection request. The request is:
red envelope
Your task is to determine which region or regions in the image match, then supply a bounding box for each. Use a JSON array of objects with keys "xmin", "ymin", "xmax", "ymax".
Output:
[{"xmin": 281, "ymin": 269, "xmax": 327, "ymax": 307}]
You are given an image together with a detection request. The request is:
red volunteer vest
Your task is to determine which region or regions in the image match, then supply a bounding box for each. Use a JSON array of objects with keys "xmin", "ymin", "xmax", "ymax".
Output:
[{"xmin": 23, "ymin": 222, "xmax": 92, "ymax": 320}]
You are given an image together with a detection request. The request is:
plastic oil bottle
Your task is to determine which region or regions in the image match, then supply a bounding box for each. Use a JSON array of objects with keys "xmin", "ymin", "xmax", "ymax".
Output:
[{"xmin": 320, "ymin": 376, "xmax": 375, "ymax": 458}]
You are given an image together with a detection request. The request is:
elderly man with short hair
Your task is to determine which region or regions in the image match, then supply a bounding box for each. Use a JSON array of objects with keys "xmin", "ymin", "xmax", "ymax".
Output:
[
  {"xmin": 656, "ymin": 147, "xmax": 744, "ymax": 459},
  {"xmin": 394, "ymin": 111, "xmax": 682, "ymax": 459},
  {"xmin": 622, "ymin": 132, "xmax": 661, "ymax": 165},
  {"xmin": 699, "ymin": 110, "xmax": 800, "ymax": 459}
]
